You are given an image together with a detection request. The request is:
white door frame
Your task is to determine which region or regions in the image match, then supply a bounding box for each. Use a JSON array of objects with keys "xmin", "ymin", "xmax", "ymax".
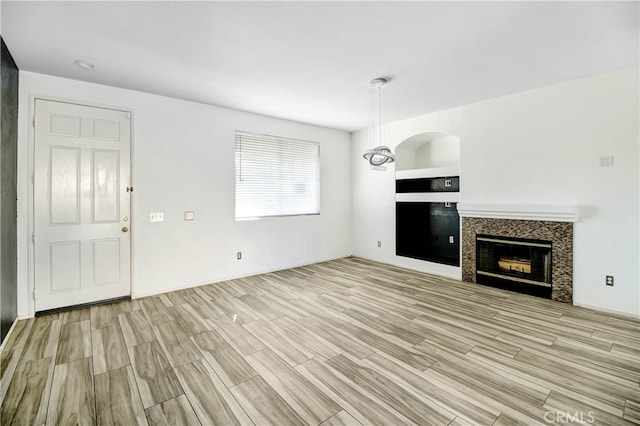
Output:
[{"xmin": 27, "ymin": 95, "xmax": 136, "ymax": 316}]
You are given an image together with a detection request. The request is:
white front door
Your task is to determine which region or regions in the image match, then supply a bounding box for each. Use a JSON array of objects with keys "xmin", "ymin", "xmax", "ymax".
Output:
[{"xmin": 34, "ymin": 99, "xmax": 132, "ymax": 311}]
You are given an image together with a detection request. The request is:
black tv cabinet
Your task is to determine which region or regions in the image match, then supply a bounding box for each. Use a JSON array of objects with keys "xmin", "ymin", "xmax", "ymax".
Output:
[{"xmin": 395, "ymin": 174, "xmax": 460, "ymax": 266}]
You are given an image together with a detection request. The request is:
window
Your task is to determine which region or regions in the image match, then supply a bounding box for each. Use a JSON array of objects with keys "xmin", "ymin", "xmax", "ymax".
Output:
[{"xmin": 235, "ymin": 131, "xmax": 320, "ymax": 220}]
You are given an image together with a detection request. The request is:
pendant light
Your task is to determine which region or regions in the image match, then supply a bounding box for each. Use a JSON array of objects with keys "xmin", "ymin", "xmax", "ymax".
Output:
[{"xmin": 362, "ymin": 77, "xmax": 395, "ymax": 170}]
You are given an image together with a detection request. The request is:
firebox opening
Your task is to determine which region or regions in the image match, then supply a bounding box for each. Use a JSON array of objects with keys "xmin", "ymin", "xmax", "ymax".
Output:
[{"xmin": 476, "ymin": 235, "xmax": 552, "ymax": 299}]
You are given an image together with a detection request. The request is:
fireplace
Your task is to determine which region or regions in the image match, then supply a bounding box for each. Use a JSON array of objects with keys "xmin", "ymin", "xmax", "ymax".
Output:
[
  {"xmin": 460, "ymin": 215, "xmax": 574, "ymax": 304},
  {"xmin": 476, "ymin": 235, "xmax": 552, "ymax": 298}
]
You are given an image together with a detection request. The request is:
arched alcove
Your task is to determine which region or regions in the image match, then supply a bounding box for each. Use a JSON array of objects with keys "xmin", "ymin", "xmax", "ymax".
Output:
[
  {"xmin": 395, "ymin": 131, "xmax": 460, "ymax": 172},
  {"xmin": 394, "ymin": 131, "xmax": 461, "ymax": 268}
]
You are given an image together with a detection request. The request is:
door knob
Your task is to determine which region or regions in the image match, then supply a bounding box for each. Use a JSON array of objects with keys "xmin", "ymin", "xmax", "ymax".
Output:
[{"xmin": 122, "ymin": 226, "xmax": 129, "ymax": 233}]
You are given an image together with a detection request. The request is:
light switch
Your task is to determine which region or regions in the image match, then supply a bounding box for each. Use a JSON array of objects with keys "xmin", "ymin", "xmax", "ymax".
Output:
[
  {"xmin": 184, "ymin": 211, "xmax": 194, "ymax": 221},
  {"xmin": 449, "ymin": 236, "xmax": 455, "ymax": 244},
  {"xmin": 150, "ymin": 212, "xmax": 164, "ymax": 222},
  {"xmin": 599, "ymin": 155, "xmax": 614, "ymax": 167}
]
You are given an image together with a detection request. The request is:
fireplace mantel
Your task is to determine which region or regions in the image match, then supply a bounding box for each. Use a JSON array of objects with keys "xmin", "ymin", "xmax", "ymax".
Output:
[{"xmin": 457, "ymin": 203, "xmax": 578, "ymax": 223}]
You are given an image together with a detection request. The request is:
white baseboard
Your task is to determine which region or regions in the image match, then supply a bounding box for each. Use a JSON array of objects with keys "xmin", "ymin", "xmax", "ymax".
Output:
[
  {"xmin": 573, "ymin": 302, "xmax": 640, "ymax": 320},
  {"xmin": 353, "ymin": 254, "xmax": 462, "ymax": 281},
  {"xmin": 132, "ymin": 255, "xmax": 351, "ymax": 300}
]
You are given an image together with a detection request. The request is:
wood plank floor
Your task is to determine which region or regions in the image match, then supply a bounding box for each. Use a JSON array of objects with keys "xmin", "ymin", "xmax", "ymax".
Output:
[{"xmin": 1, "ymin": 257, "xmax": 639, "ymax": 425}]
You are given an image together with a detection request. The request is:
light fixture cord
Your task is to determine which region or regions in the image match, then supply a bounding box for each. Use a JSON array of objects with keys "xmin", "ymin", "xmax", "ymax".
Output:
[
  {"xmin": 377, "ymin": 84, "xmax": 383, "ymax": 148},
  {"xmin": 368, "ymin": 82, "xmax": 385, "ymax": 150},
  {"xmin": 367, "ymin": 84, "xmax": 376, "ymax": 151},
  {"xmin": 380, "ymin": 82, "xmax": 390, "ymax": 150}
]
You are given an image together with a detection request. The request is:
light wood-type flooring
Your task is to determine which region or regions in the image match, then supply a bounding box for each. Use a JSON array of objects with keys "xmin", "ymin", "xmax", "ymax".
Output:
[{"xmin": 1, "ymin": 257, "xmax": 639, "ymax": 425}]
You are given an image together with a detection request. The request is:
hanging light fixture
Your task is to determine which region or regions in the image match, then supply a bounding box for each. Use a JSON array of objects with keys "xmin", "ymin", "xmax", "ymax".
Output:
[{"xmin": 363, "ymin": 77, "xmax": 395, "ymax": 171}]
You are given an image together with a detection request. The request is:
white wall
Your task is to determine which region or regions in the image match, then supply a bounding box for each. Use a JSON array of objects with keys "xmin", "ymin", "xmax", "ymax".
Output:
[
  {"xmin": 17, "ymin": 71, "xmax": 352, "ymax": 316},
  {"xmin": 353, "ymin": 67, "xmax": 639, "ymax": 317}
]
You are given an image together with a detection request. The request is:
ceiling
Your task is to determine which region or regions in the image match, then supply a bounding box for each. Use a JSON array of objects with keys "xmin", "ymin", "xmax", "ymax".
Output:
[{"xmin": 2, "ymin": 1, "xmax": 638, "ymax": 132}]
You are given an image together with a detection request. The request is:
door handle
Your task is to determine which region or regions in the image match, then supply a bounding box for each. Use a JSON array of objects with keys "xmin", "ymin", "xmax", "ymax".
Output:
[{"xmin": 122, "ymin": 226, "xmax": 129, "ymax": 233}]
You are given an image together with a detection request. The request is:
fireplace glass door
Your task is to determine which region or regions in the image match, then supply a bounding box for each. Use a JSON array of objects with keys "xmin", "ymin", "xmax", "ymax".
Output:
[{"xmin": 476, "ymin": 235, "xmax": 552, "ymax": 298}]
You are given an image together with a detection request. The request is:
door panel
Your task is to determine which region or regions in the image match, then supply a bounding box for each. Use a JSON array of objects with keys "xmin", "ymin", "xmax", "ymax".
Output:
[
  {"xmin": 49, "ymin": 146, "xmax": 80, "ymax": 224},
  {"xmin": 49, "ymin": 241, "xmax": 81, "ymax": 291},
  {"xmin": 34, "ymin": 99, "xmax": 131, "ymax": 311},
  {"xmin": 93, "ymin": 150, "xmax": 120, "ymax": 223},
  {"xmin": 92, "ymin": 239, "xmax": 120, "ymax": 285},
  {"xmin": 49, "ymin": 114, "xmax": 81, "ymax": 137},
  {"xmin": 92, "ymin": 119, "xmax": 120, "ymax": 140}
]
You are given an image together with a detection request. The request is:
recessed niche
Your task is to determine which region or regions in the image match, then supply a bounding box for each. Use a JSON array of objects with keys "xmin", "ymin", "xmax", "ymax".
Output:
[
  {"xmin": 395, "ymin": 131, "xmax": 460, "ymax": 172},
  {"xmin": 395, "ymin": 131, "xmax": 461, "ymax": 267},
  {"xmin": 396, "ymin": 202, "xmax": 460, "ymax": 266}
]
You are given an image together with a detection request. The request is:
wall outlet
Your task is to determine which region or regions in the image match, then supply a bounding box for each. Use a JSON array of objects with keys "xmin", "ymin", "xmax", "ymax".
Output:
[
  {"xmin": 237, "ymin": 252, "xmax": 242, "ymax": 260},
  {"xmin": 449, "ymin": 236, "xmax": 455, "ymax": 244},
  {"xmin": 184, "ymin": 211, "xmax": 194, "ymax": 221},
  {"xmin": 606, "ymin": 275, "xmax": 614, "ymax": 286},
  {"xmin": 150, "ymin": 212, "xmax": 164, "ymax": 222},
  {"xmin": 377, "ymin": 241, "xmax": 382, "ymax": 248}
]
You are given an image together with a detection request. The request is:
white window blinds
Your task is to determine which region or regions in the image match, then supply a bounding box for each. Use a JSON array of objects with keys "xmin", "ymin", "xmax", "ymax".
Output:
[{"xmin": 235, "ymin": 131, "xmax": 320, "ymax": 220}]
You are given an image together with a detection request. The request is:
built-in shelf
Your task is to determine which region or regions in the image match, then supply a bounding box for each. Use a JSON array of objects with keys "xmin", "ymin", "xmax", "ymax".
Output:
[
  {"xmin": 396, "ymin": 176, "xmax": 460, "ymax": 194},
  {"xmin": 395, "ymin": 132, "xmax": 462, "ymax": 268},
  {"xmin": 457, "ymin": 203, "xmax": 579, "ymax": 223},
  {"xmin": 396, "ymin": 193, "xmax": 460, "ymax": 203},
  {"xmin": 395, "ymin": 166, "xmax": 460, "ymax": 180},
  {"xmin": 396, "ymin": 201, "xmax": 460, "ymax": 267}
]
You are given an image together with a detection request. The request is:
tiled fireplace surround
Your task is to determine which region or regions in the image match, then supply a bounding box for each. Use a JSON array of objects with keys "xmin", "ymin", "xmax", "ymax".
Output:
[{"xmin": 458, "ymin": 206, "xmax": 575, "ymax": 304}]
